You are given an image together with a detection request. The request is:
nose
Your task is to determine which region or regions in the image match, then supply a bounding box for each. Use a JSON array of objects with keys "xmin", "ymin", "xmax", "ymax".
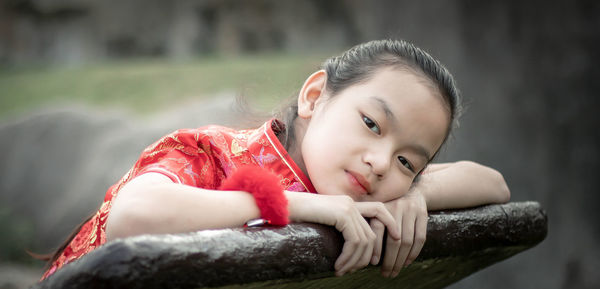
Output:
[{"xmin": 363, "ymin": 149, "xmax": 391, "ymax": 179}]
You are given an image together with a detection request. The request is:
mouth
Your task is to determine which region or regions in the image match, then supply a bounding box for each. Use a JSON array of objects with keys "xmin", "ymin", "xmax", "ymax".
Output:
[{"xmin": 345, "ymin": 170, "xmax": 370, "ymax": 195}]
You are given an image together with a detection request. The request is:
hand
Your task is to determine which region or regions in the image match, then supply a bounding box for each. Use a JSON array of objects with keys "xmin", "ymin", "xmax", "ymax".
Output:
[
  {"xmin": 369, "ymin": 188, "xmax": 428, "ymax": 278},
  {"xmin": 287, "ymin": 192, "xmax": 401, "ymax": 276}
]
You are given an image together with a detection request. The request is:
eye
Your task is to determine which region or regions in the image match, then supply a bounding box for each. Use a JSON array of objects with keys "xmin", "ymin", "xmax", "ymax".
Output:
[
  {"xmin": 362, "ymin": 115, "xmax": 380, "ymax": 135},
  {"xmin": 398, "ymin": 156, "xmax": 415, "ymax": 172}
]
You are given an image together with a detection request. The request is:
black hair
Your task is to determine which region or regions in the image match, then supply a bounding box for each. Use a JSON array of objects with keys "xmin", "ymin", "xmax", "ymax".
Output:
[{"xmin": 277, "ymin": 39, "xmax": 462, "ymax": 151}]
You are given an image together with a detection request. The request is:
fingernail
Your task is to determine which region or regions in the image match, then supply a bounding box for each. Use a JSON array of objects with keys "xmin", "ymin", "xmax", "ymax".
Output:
[
  {"xmin": 404, "ymin": 260, "xmax": 412, "ymax": 267},
  {"xmin": 391, "ymin": 271, "xmax": 399, "ymax": 278},
  {"xmin": 371, "ymin": 256, "xmax": 379, "ymax": 265}
]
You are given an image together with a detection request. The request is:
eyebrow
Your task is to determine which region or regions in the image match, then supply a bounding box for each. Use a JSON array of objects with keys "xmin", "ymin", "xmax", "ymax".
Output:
[
  {"xmin": 409, "ymin": 144, "xmax": 433, "ymax": 163},
  {"xmin": 371, "ymin": 96, "xmax": 433, "ymax": 162},
  {"xmin": 372, "ymin": 96, "xmax": 396, "ymax": 122}
]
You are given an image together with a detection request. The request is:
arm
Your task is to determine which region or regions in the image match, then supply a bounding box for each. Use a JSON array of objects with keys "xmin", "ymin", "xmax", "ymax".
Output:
[
  {"xmin": 105, "ymin": 172, "xmax": 262, "ymax": 240},
  {"xmin": 371, "ymin": 161, "xmax": 510, "ymax": 277},
  {"xmin": 417, "ymin": 160, "xmax": 511, "ymax": 211},
  {"xmin": 106, "ymin": 172, "xmax": 401, "ymax": 276}
]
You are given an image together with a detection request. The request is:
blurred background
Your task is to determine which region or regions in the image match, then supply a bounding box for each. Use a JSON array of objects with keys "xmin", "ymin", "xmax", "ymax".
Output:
[{"xmin": 0, "ymin": 0, "xmax": 598, "ymax": 288}]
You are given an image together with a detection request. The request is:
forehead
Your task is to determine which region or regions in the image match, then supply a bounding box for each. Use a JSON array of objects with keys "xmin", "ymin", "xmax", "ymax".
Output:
[
  {"xmin": 366, "ymin": 67, "xmax": 444, "ymax": 105},
  {"xmin": 342, "ymin": 68, "xmax": 447, "ymax": 112}
]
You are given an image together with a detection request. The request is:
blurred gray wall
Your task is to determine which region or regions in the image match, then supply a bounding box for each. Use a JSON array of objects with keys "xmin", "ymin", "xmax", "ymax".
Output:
[{"xmin": 1, "ymin": 0, "xmax": 599, "ymax": 288}]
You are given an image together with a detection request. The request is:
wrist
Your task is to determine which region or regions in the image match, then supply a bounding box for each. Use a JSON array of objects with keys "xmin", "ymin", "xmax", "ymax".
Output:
[
  {"xmin": 219, "ymin": 166, "xmax": 288, "ymax": 225},
  {"xmin": 416, "ymin": 188, "xmax": 429, "ymax": 207},
  {"xmin": 284, "ymin": 190, "xmax": 310, "ymax": 223},
  {"xmin": 411, "ymin": 177, "xmax": 432, "ymax": 207}
]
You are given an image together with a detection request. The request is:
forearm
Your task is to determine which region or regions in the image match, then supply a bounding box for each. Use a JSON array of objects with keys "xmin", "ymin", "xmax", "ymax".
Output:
[
  {"xmin": 105, "ymin": 173, "xmax": 331, "ymax": 241},
  {"xmin": 417, "ymin": 161, "xmax": 511, "ymax": 211},
  {"xmin": 106, "ymin": 173, "xmax": 261, "ymax": 241}
]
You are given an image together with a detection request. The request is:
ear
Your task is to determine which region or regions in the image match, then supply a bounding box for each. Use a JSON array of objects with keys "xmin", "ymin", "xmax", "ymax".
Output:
[{"xmin": 297, "ymin": 70, "xmax": 327, "ymax": 119}]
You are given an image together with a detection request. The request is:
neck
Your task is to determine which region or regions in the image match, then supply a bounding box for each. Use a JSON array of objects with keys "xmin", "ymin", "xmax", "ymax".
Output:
[{"xmin": 287, "ymin": 117, "xmax": 308, "ymax": 177}]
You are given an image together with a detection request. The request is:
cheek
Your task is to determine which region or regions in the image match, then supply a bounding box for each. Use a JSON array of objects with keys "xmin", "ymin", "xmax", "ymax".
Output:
[
  {"xmin": 301, "ymin": 121, "xmax": 350, "ymax": 163},
  {"xmin": 301, "ymin": 137, "xmax": 344, "ymax": 174},
  {"xmin": 300, "ymin": 128, "xmax": 333, "ymax": 175},
  {"xmin": 379, "ymin": 174, "xmax": 413, "ymax": 201}
]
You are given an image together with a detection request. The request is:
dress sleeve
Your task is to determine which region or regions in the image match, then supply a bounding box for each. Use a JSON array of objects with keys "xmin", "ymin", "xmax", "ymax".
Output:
[{"xmin": 132, "ymin": 129, "xmax": 215, "ymax": 188}]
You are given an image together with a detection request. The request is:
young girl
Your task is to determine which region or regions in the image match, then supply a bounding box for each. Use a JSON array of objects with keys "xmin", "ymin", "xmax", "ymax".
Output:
[{"xmin": 40, "ymin": 39, "xmax": 510, "ymax": 280}]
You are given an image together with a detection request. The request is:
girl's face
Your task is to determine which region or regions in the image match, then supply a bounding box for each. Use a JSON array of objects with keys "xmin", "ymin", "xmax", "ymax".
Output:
[{"xmin": 296, "ymin": 68, "xmax": 449, "ymax": 202}]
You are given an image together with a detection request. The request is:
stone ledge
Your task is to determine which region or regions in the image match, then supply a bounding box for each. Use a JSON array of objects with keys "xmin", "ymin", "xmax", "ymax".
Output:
[{"xmin": 33, "ymin": 201, "xmax": 547, "ymax": 289}]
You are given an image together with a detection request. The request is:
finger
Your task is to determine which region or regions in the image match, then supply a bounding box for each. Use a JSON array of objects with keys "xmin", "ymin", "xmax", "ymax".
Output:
[
  {"xmin": 336, "ymin": 241, "xmax": 360, "ymax": 276},
  {"xmin": 382, "ymin": 234, "xmax": 400, "ymax": 277},
  {"xmin": 370, "ymin": 218, "xmax": 385, "ymax": 265},
  {"xmin": 392, "ymin": 214, "xmax": 416, "ymax": 277},
  {"xmin": 337, "ymin": 216, "xmax": 368, "ymax": 275},
  {"xmin": 404, "ymin": 212, "xmax": 428, "ymax": 267},
  {"xmin": 356, "ymin": 218, "xmax": 376, "ymax": 270},
  {"xmin": 355, "ymin": 202, "xmax": 401, "ymax": 239},
  {"xmin": 334, "ymin": 217, "xmax": 358, "ymax": 272},
  {"xmin": 381, "ymin": 215, "xmax": 402, "ymax": 277},
  {"xmin": 347, "ymin": 214, "xmax": 374, "ymax": 273}
]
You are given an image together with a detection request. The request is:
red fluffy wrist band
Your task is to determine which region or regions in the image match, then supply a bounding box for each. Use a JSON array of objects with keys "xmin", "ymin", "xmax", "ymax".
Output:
[{"xmin": 218, "ymin": 166, "xmax": 289, "ymax": 226}]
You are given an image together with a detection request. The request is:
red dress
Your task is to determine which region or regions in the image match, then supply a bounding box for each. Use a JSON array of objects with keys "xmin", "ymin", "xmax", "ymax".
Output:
[{"xmin": 41, "ymin": 119, "xmax": 315, "ymax": 280}]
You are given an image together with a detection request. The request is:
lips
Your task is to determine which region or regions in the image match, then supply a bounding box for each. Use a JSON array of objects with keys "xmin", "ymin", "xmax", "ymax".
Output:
[{"xmin": 346, "ymin": 170, "xmax": 371, "ymax": 195}]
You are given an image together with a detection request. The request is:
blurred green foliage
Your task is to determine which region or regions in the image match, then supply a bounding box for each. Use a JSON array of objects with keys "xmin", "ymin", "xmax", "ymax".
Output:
[{"xmin": 0, "ymin": 53, "xmax": 324, "ymax": 119}]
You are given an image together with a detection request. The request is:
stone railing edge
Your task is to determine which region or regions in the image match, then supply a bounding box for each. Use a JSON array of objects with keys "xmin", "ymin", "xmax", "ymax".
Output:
[{"xmin": 32, "ymin": 201, "xmax": 547, "ymax": 289}]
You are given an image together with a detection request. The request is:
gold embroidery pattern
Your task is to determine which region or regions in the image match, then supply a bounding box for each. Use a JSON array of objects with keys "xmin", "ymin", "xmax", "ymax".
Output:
[{"xmin": 230, "ymin": 139, "xmax": 246, "ymax": 156}]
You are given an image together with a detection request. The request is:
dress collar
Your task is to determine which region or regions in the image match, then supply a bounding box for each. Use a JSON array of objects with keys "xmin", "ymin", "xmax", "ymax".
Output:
[{"xmin": 247, "ymin": 119, "xmax": 316, "ymax": 193}]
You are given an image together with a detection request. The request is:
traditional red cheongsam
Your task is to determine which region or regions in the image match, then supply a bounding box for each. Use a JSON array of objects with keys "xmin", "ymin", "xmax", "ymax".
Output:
[{"xmin": 41, "ymin": 119, "xmax": 315, "ymax": 280}]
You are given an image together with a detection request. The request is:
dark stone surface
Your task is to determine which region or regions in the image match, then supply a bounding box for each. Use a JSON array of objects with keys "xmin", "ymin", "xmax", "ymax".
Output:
[{"xmin": 33, "ymin": 201, "xmax": 546, "ymax": 289}]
